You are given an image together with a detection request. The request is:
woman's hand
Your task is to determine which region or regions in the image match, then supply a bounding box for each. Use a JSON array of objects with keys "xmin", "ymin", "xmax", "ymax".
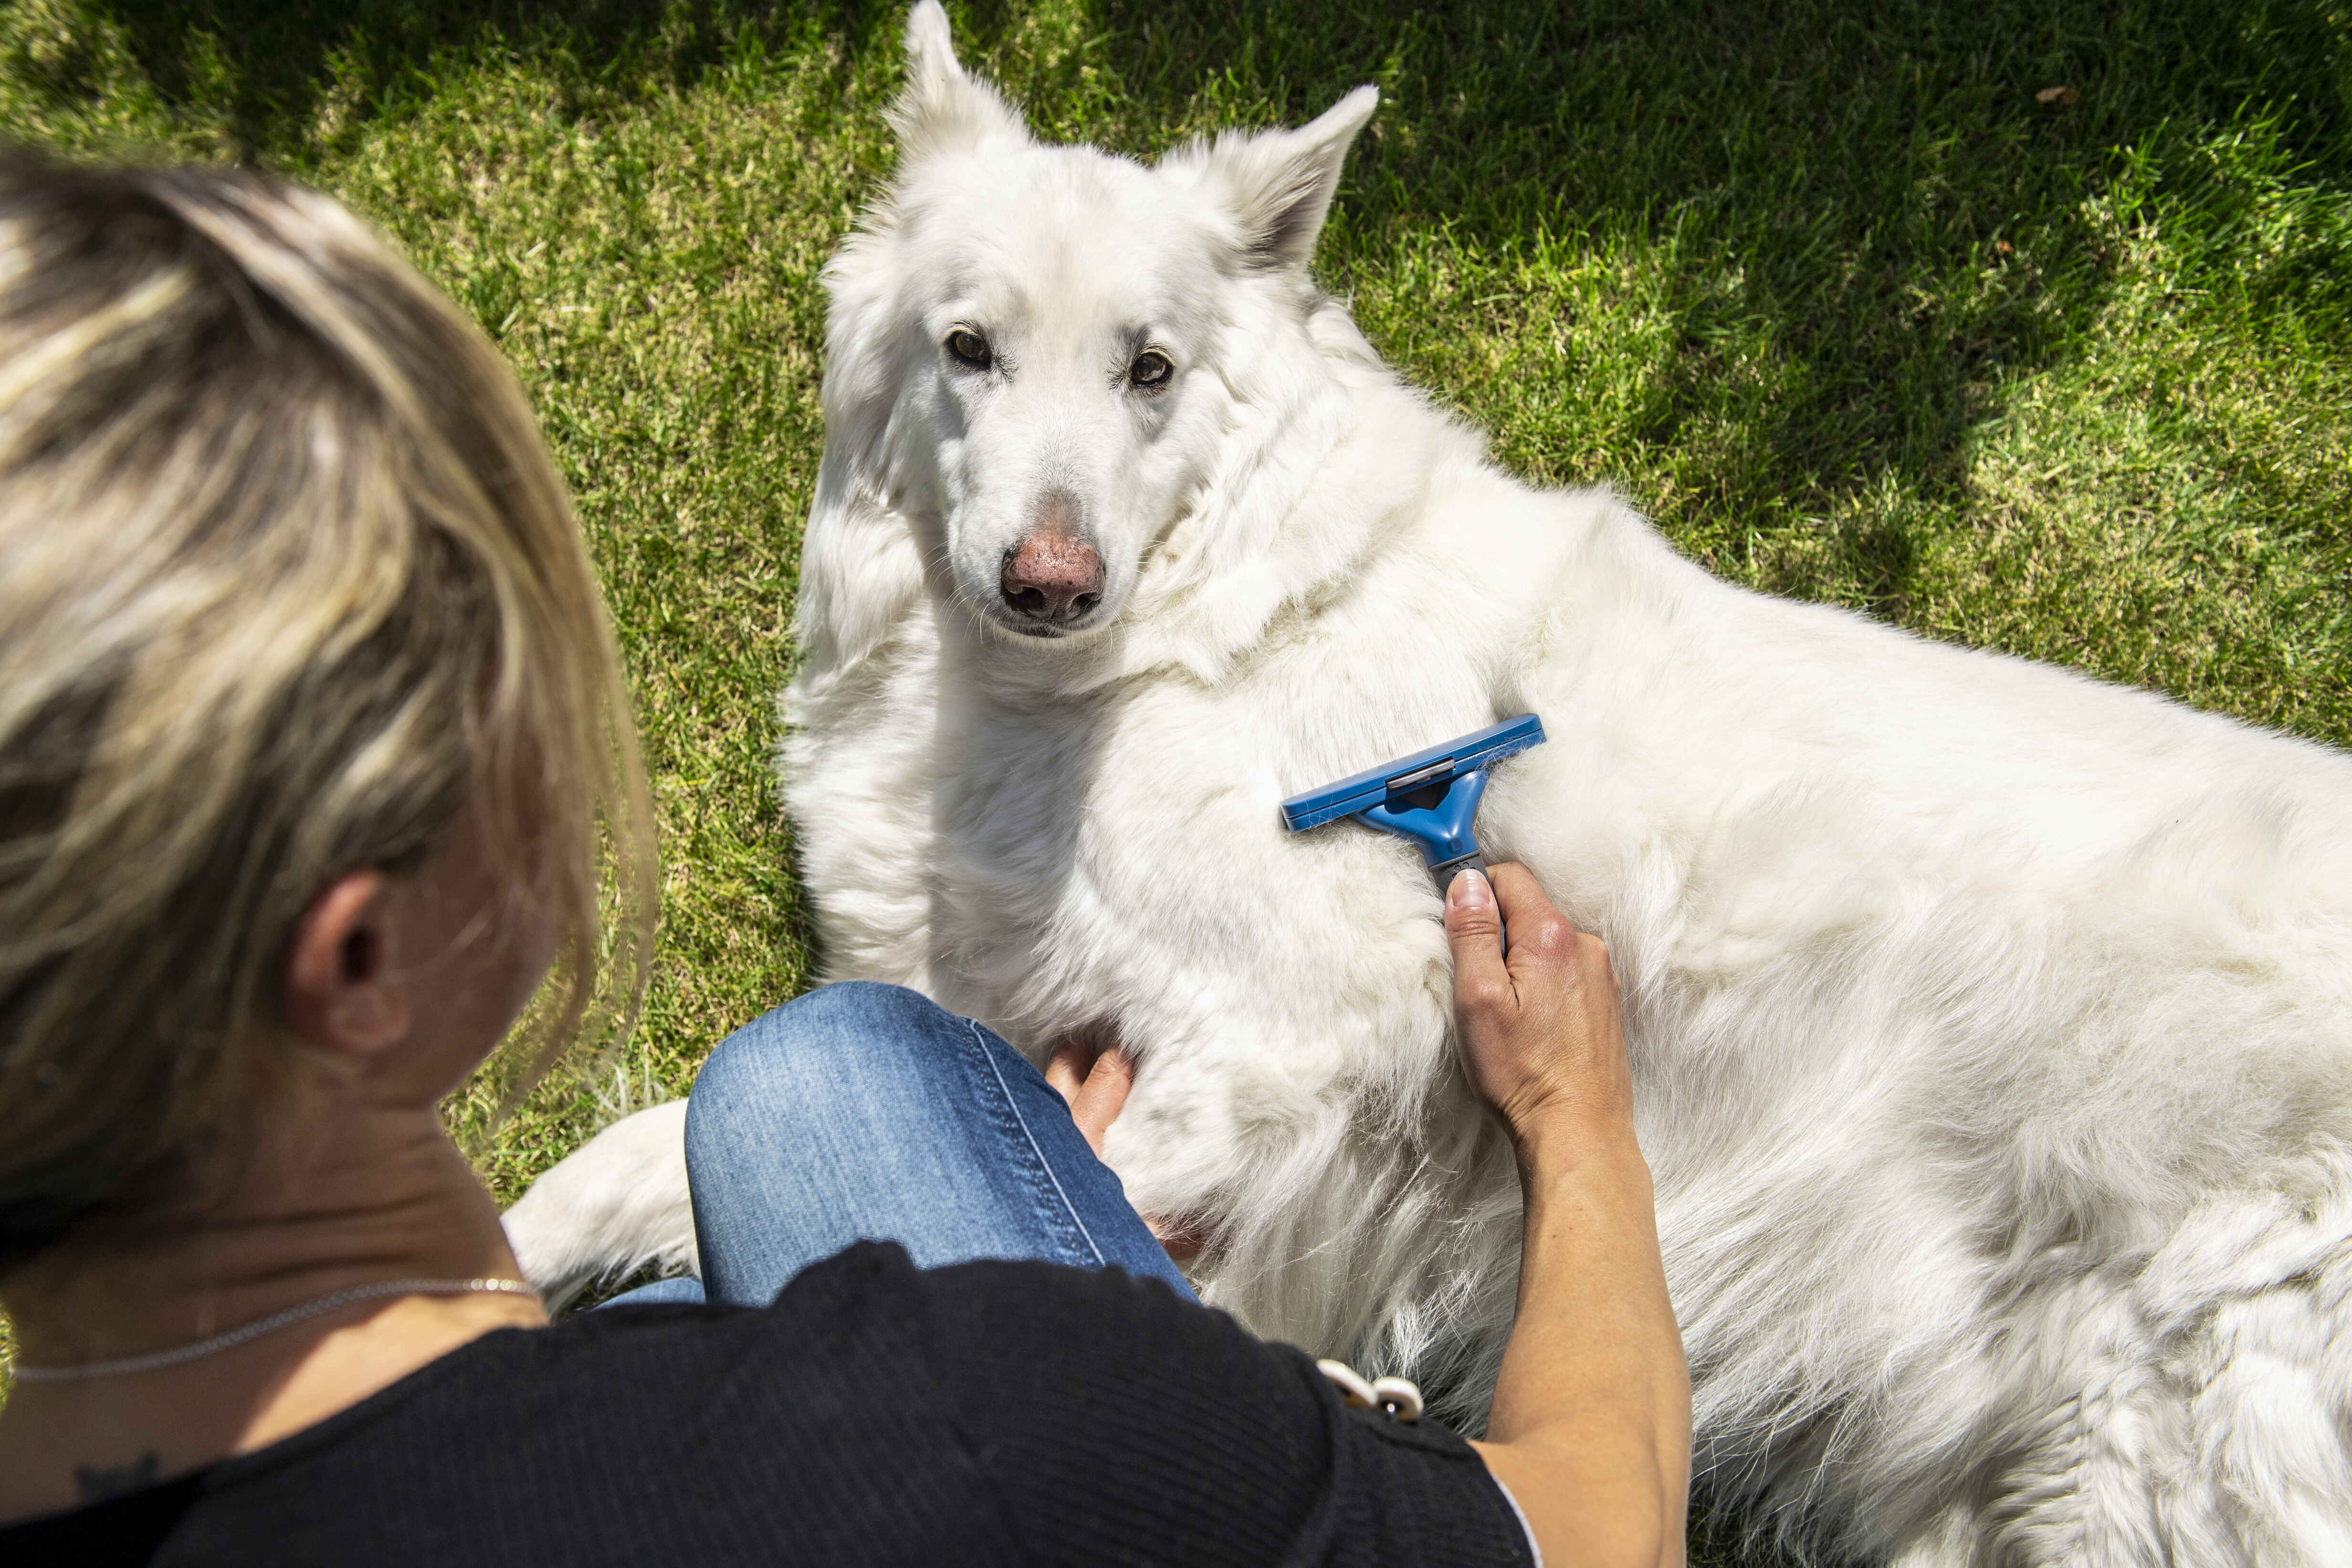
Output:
[
  {"xmin": 1045, "ymin": 1035, "xmax": 1204, "ymax": 1263},
  {"xmin": 1442, "ymin": 863, "xmax": 1631, "ymax": 1143}
]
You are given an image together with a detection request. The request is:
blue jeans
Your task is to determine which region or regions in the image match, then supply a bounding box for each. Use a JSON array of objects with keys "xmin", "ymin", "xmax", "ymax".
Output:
[{"xmin": 603, "ymin": 982, "xmax": 1194, "ymax": 1307}]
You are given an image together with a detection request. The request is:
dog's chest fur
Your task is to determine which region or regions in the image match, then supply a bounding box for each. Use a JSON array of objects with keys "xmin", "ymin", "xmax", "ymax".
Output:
[{"xmin": 923, "ymin": 583, "xmax": 1511, "ymax": 1065}]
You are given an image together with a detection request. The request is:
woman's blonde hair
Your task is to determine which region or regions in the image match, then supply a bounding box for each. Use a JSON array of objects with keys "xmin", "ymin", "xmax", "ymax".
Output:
[{"xmin": 0, "ymin": 154, "xmax": 655, "ymax": 1271}]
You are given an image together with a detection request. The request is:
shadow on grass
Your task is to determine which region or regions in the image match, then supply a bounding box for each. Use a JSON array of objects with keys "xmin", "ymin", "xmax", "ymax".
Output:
[
  {"xmin": 25, "ymin": 0, "xmax": 2348, "ymax": 623},
  {"xmin": 1072, "ymin": 0, "xmax": 2351, "ymax": 613},
  {"xmin": 12, "ymin": 0, "xmax": 850, "ymax": 147}
]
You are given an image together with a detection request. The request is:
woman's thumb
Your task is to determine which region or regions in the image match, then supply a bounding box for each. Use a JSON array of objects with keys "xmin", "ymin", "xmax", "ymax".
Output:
[{"xmin": 1443, "ymin": 868, "xmax": 1508, "ymax": 989}]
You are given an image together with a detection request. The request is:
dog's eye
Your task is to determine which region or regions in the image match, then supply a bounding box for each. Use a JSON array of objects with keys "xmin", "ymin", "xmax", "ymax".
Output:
[
  {"xmin": 1129, "ymin": 349, "xmax": 1174, "ymax": 390},
  {"xmin": 946, "ymin": 329, "xmax": 992, "ymax": 369}
]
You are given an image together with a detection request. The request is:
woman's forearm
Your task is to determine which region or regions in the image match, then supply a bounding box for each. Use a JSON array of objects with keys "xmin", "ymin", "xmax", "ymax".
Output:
[
  {"xmin": 1438, "ymin": 865, "xmax": 1690, "ymax": 1568},
  {"xmin": 1471, "ymin": 1111, "xmax": 1690, "ymax": 1568}
]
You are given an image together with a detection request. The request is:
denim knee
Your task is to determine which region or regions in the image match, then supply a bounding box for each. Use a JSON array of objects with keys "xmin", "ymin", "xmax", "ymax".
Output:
[{"xmin": 685, "ymin": 982, "xmax": 963, "ymax": 1165}]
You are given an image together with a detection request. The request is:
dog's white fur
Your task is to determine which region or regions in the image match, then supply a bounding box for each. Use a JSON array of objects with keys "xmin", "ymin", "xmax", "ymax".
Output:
[{"xmin": 505, "ymin": 7, "xmax": 2352, "ymax": 1560}]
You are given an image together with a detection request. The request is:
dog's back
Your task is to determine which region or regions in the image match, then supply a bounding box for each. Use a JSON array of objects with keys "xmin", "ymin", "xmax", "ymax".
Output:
[{"xmin": 1481, "ymin": 517, "xmax": 2352, "ymax": 1557}]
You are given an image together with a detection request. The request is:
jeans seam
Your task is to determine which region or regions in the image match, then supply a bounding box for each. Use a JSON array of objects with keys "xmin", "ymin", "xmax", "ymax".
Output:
[{"xmin": 965, "ymin": 1019, "xmax": 1107, "ymax": 1269}]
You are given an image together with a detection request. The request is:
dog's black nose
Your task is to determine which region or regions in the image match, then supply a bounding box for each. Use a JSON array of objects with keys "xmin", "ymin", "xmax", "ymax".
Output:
[{"xmin": 1001, "ymin": 497, "xmax": 1104, "ymax": 622}]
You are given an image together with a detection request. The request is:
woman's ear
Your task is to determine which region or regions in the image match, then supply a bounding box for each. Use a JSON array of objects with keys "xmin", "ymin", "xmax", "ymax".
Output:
[{"xmin": 282, "ymin": 869, "xmax": 410, "ymax": 1057}]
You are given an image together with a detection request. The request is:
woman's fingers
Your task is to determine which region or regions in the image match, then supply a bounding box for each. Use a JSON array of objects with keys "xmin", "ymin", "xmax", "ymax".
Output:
[
  {"xmin": 1045, "ymin": 1040, "xmax": 1094, "ymax": 1105},
  {"xmin": 1490, "ymin": 863, "xmax": 1580, "ymax": 988},
  {"xmin": 1446, "ymin": 863, "xmax": 1629, "ymax": 1140},
  {"xmin": 1047, "ymin": 1033, "xmax": 1135, "ymax": 1157},
  {"xmin": 1055, "ymin": 1044, "xmax": 1135, "ymax": 1158},
  {"xmin": 1146, "ymin": 1213, "xmax": 1208, "ymax": 1263}
]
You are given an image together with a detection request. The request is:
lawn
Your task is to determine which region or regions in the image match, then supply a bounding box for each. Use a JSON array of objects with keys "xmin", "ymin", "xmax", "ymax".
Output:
[{"xmin": 1, "ymin": 0, "xmax": 2347, "ymax": 1558}]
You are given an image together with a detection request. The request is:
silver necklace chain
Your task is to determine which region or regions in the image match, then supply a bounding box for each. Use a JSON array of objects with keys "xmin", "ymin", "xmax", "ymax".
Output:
[{"xmin": 9, "ymin": 1277, "xmax": 541, "ymax": 1383}]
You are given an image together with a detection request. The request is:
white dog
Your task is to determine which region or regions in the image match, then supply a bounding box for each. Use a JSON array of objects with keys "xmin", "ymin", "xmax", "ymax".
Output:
[{"xmin": 505, "ymin": 7, "xmax": 2352, "ymax": 1561}]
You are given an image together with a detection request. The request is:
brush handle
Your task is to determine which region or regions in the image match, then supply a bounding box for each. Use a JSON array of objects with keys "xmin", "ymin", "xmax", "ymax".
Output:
[{"xmin": 1429, "ymin": 852, "xmax": 1488, "ymax": 893}]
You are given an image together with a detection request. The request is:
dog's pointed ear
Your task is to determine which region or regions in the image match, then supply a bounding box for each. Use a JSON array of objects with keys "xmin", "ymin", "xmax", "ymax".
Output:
[
  {"xmin": 889, "ymin": 1, "xmax": 1029, "ymax": 160},
  {"xmin": 1170, "ymin": 86, "xmax": 1378, "ymax": 272}
]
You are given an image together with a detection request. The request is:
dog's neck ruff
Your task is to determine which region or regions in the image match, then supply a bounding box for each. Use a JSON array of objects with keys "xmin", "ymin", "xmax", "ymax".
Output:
[{"xmin": 10, "ymin": 1277, "xmax": 541, "ymax": 1381}]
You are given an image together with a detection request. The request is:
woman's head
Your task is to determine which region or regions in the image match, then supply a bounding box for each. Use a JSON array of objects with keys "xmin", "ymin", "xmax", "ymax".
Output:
[{"xmin": 0, "ymin": 155, "xmax": 653, "ymax": 1273}]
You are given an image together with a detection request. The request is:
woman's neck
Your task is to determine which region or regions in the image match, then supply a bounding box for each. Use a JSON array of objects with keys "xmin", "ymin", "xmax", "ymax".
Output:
[{"xmin": 0, "ymin": 1101, "xmax": 546, "ymax": 1525}]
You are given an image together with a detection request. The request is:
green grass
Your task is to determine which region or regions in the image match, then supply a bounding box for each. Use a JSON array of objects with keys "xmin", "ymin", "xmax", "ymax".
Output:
[{"xmin": 1, "ymin": 0, "xmax": 2347, "ymax": 1557}]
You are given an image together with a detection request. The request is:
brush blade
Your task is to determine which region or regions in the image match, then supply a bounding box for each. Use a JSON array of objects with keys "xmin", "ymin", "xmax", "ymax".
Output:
[{"xmin": 1279, "ymin": 714, "xmax": 1547, "ymax": 832}]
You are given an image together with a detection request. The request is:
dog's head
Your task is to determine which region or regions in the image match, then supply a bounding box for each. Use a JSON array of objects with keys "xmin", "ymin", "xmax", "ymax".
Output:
[{"xmin": 820, "ymin": 2, "xmax": 1377, "ymax": 643}]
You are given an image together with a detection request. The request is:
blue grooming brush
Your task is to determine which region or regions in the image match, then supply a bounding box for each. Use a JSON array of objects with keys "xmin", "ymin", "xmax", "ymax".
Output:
[{"xmin": 1281, "ymin": 715, "xmax": 1547, "ymax": 891}]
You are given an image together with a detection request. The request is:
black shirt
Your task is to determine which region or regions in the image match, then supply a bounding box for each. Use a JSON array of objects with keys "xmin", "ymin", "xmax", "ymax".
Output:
[{"xmin": 3, "ymin": 1242, "xmax": 1535, "ymax": 1565}]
